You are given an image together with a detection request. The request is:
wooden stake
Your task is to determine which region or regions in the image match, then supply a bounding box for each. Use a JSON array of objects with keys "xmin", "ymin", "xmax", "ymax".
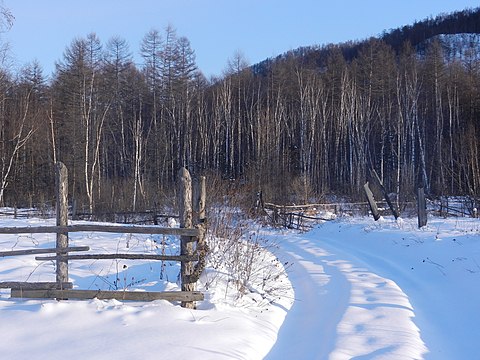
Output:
[
  {"xmin": 179, "ymin": 167, "xmax": 195, "ymax": 309},
  {"xmin": 188, "ymin": 176, "xmax": 208, "ymax": 284},
  {"xmin": 55, "ymin": 162, "xmax": 69, "ymax": 284}
]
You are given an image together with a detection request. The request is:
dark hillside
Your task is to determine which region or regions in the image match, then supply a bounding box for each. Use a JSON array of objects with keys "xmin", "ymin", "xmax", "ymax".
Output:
[
  {"xmin": 382, "ymin": 7, "xmax": 480, "ymax": 52},
  {"xmin": 252, "ymin": 7, "xmax": 480, "ymax": 74}
]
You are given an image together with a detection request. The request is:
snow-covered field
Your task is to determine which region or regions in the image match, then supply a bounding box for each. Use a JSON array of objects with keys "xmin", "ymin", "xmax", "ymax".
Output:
[{"xmin": 0, "ymin": 213, "xmax": 479, "ymax": 359}]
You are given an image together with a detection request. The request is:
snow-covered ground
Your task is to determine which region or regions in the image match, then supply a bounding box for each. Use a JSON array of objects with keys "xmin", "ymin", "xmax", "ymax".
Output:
[
  {"xmin": 265, "ymin": 216, "xmax": 480, "ymax": 359},
  {"xmin": 0, "ymin": 213, "xmax": 479, "ymax": 359}
]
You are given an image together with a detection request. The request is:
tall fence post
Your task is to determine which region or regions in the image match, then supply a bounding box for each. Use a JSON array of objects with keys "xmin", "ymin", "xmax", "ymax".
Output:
[
  {"xmin": 55, "ymin": 162, "xmax": 69, "ymax": 285},
  {"xmin": 417, "ymin": 187, "xmax": 427, "ymax": 228},
  {"xmin": 197, "ymin": 176, "xmax": 206, "ymax": 223},
  {"xmin": 178, "ymin": 167, "xmax": 195, "ymax": 309},
  {"xmin": 191, "ymin": 175, "xmax": 208, "ymax": 286}
]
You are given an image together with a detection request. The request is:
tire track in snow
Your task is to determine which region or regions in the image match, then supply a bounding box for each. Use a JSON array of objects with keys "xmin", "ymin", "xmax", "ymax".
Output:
[
  {"xmin": 265, "ymin": 231, "xmax": 427, "ymax": 359},
  {"xmin": 265, "ymin": 234, "xmax": 351, "ymax": 359}
]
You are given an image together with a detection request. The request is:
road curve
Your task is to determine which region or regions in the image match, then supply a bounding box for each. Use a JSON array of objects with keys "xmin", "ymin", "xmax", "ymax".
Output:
[{"xmin": 264, "ymin": 228, "xmax": 427, "ymax": 360}]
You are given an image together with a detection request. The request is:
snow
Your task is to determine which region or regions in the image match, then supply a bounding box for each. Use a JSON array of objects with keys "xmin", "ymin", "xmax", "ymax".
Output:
[
  {"xmin": 0, "ymin": 213, "xmax": 479, "ymax": 359},
  {"xmin": 265, "ymin": 216, "xmax": 479, "ymax": 359}
]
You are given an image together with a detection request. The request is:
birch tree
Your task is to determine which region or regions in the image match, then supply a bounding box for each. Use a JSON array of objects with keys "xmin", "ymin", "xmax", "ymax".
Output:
[
  {"xmin": 0, "ymin": 79, "xmax": 35, "ymax": 205},
  {"xmin": 54, "ymin": 33, "xmax": 111, "ymax": 213}
]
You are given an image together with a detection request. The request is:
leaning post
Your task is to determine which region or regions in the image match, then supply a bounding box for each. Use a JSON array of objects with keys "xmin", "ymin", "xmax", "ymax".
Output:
[
  {"xmin": 364, "ymin": 182, "xmax": 381, "ymax": 221},
  {"xmin": 55, "ymin": 162, "xmax": 69, "ymax": 286},
  {"xmin": 371, "ymin": 169, "xmax": 400, "ymax": 219},
  {"xmin": 178, "ymin": 167, "xmax": 195, "ymax": 309}
]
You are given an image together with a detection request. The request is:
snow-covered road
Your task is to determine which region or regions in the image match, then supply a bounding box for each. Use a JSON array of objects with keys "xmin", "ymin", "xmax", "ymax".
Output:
[{"xmin": 265, "ymin": 227, "xmax": 426, "ymax": 359}]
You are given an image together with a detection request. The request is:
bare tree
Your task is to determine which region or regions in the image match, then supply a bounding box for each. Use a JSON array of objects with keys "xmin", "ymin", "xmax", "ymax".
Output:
[{"xmin": 0, "ymin": 78, "xmax": 36, "ymax": 205}]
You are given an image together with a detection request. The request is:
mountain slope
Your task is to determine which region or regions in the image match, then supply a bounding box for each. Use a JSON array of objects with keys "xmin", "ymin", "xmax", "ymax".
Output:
[{"xmin": 252, "ymin": 7, "xmax": 480, "ymax": 74}]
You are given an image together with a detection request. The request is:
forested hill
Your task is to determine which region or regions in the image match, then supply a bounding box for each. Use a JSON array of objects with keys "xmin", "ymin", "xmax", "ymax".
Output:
[
  {"xmin": 382, "ymin": 7, "xmax": 480, "ymax": 52},
  {"xmin": 252, "ymin": 7, "xmax": 480, "ymax": 73},
  {"xmin": 1, "ymin": 7, "xmax": 479, "ymax": 213}
]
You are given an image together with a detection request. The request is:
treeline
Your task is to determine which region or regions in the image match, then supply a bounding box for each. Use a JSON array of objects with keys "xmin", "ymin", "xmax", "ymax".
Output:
[{"xmin": 0, "ymin": 13, "xmax": 480, "ymax": 212}]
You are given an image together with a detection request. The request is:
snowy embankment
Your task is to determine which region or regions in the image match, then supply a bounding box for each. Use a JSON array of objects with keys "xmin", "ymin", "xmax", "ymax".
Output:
[
  {"xmin": 0, "ymin": 214, "xmax": 479, "ymax": 359},
  {"xmin": 0, "ymin": 216, "xmax": 292, "ymax": 360}
]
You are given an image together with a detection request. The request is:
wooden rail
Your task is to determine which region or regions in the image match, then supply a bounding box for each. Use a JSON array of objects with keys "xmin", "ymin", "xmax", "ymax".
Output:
[
  {"xmin": 0, "ymin": 224, "xmax": 200, "ymax": 237},
  {"xmin": 264, "ymin": 201, "xmax": 371, "ymax": 211},
  {"xmin": 0, "ymin": 282, "xmax": 73, "ymax": 289},
  {"xmin": 35, "ymin": 254, "xmax": 199, "ymax": 262},
  {"xmin": 11, "ymin": 289, "xmax": 204, "ymax": 302},
  {"xmin": 0, "ymin": 246, "xmax": 90, "ymax": 257}
]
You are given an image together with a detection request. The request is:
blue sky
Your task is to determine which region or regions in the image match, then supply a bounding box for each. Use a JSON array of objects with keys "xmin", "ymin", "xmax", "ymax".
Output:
[{"xmin": 3, "ymin": 0, "xmax": 479, "ymax": 79}]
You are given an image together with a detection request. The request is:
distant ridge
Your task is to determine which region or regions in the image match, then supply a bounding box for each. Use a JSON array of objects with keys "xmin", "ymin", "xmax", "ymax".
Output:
[
  {"xmin": 252, "ymin": 7, "xmax": 480, "ymax": 74},
  {"xmin": 381, "ymin": 7, "xmax": 480, "ymax": 51}
]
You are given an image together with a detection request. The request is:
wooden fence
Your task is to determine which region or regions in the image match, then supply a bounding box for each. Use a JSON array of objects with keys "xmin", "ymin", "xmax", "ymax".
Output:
[
  {"xmin": 264, "ymin": 188, "xmax": 478, "ymax": 231},
  {"xmin": 264, "ymin": 199, "xmax": 418, "ymax": 229},
  {"xmin": 264, "ymin": 202, "xmax": 338, "ymax": 230},
  {"xmin": 0, "ymin": 163, "xmax": 207, "ymax": 309}
]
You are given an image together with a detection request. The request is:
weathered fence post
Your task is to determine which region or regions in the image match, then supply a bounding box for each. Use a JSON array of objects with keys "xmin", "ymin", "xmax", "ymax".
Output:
[
  {"xmin": 253, "ymin": 190, "xmax": 264, "ymax": 214},
  {"xmin": 371, "ymin": 169, "xmax": 400, "ymax": 219},
  {"xmin": 193, "ymin": 176, "xmax": 206, "ymax": 223},
  {"xmin": 417, "ymin": 187, "xmax": 427, "ymax": 228},
  {"xmin": 71, "ymin": 199, "xmax": 77, "ymax": 220},
  {"xmin": 178, "ymin": 167, "xmax": 195, "ymax": 308},
  {"xmin": 364, "ymin": 182, "xmax": 381, "ymax": 221},
  {"xmin": 191, "ymin": 175, "xmax": 208, "ymax": 281},
  {"xmin": 55, "ymin": 162, "xmax": 69, "ymax": 286}
]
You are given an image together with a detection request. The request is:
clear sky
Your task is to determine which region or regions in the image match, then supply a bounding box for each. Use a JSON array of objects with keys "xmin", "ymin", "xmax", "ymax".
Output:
[{"xmin": 2, "ymin": 0, "xmax": 479, "ymax": 79}]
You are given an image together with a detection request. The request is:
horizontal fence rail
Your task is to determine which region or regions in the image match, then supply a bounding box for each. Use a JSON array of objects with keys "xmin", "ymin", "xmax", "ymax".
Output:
[
  {"xmin": 35, "ymin": 254, "xmax": 199, "ymax": 262},
  {"xmin": 0, "ymin": 282, "xmax": 73, "ymax": 290},
  {"xmin": 0, "ymin": 224, "xmax": 200, "ymax": 237},
  {"xmin": 11, "ymin": 289, "xmax": 204, "ymax": 302},
  {"xmin": 0, "ymin": 246, "xmax": 90, "ymax": 257}
]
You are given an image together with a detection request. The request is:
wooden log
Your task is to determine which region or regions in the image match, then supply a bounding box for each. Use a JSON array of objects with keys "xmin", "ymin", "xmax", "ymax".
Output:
[
  {"xmin": 0, "ymin": 282, "xmax": 73, "ymax": 289},
  {"xmin": 0, "ymin": 224, "xmax": 200, "ymax": 236},
  {"xmin": 56, "ymin": 162, "xmax": 69, "ymax": 284},
  {"xmin": 11, "ymin": 289, "xmax": 204, "ymax": 302},
  {"xmin": 0, "ymin": 246, "xmax": 90, "ymax": 257},
  {"xmin": 179, "ymin": 167, "xmax": 195, "ymax": 309},
  {"xmin": 364, "ymin": 182, "xmax": 381, "ymax": 221},
  {"xmin": 35, "ymin": 253, "xmax": 198, "ymax": 262}
]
